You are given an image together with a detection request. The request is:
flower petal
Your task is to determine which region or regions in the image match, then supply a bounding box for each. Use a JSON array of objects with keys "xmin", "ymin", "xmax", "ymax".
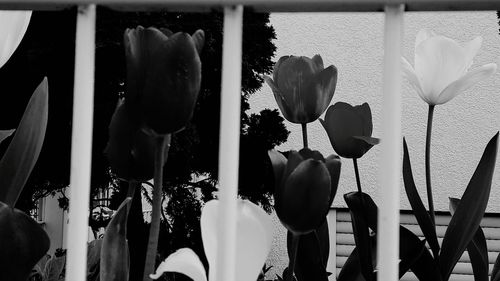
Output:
[
  {"xmin": 149, "ymin": 248, "xmax": 207, "ymax": 281},
  {"xmin": 414, "ymin": 29, "xmax": 436, "ymax": 53},
  {"xmin": 0, "ymin": 11, "xmax": 31, "ymax": 69},
  {"xmin": 415, "ymin": 35, "xmax": 468, "ymax": 103},
  {"xmin": 313, "ymin": 65, "xmax": 338, "ymax": 119},
  {"xmin": 267, "ymin": 149, "xmax": 287, "ymax": 189},
  {"xmin": 192, "ymin": 29, "xmax": 205, "ymax": 54},
  {"xmin": 200, "ymin": 200, "xmax": 274, "ymax": 281},
  {"xmin": 311, "ymin": 54, "xmax": 324, "ymax": 71},
  {"xmin": 435, "ymin": 63, "xmax": 497, "ymax": 105},
  {"xmin": 401, "ymin": 57, "xmax": 429, "ymax": 104},
  {"xmin": 324, "ymin": 154, "xmax": 341, "ymax": 206},
  {"xmin": 273, "ymin": 55, "xmax": 291, "ymax": 84},
  {"xmin": 264, "ymin": 75, "xmax": 297, "ymax": 123},
  {"xmin": 462, "ymin": 36, "xmax": 482, "ymax": 69}
]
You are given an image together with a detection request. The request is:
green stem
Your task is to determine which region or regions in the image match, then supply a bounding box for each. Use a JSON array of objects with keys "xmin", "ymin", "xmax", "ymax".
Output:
[
  {"xmin": 143, "ymin": 134, "xmax": 171, "ymax": 281},
  {"xmin": 353, "ymin": 158, "xmax": 363, "ymax": 194},
  {"xmin": 425, "ymin": 105, "xmax": 435, "ymax": 227},
  {"xmin": 287, "ymin": 233, "xmax": 300, "ymax": 281},
  {"xmin": 301, "ymin": 123, "xmax": 308, "ymax": 149}
]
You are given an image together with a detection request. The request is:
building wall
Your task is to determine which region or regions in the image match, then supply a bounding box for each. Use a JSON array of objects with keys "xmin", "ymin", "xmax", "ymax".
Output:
[
  {"xmin": 250, "ymin": 11, "xmax": 500, "ymax": 213},
  {"xmin": 252, "ymin": 11, "xmax": 500, "ymax": 279}
]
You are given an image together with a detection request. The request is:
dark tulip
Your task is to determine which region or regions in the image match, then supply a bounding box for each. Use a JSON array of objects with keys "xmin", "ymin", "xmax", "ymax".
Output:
[
  {"xmin": 124, "ymin": 26, "xmax": 204, "ymax": 135},
  {"xmin": 320, "ymin": 102, "xmax": 379, "ymax": 159},
  {"xmin": 104, "ymin": 99, "xmax": 167, "ymax": 181},
  {"xmin": 264, "ymin": 55, "xmax": 337, "ymax": 124},
  {"xmin": 268, "ymin": 148, "xmax": 341, "ymax": 234}
]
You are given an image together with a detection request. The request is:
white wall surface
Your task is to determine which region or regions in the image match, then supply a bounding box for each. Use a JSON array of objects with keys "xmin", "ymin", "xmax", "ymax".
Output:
[
  {"xmin": 254, "ymin": 11, "xmax": 500, "ymax": 280},
  {"xmin": 250, "ymin": 11, "xmax": 500, "ymax": 214}
]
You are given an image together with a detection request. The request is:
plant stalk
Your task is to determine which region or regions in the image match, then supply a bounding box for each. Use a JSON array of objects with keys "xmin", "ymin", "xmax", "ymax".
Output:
[
  {"xmin": 353, "ymin": 158, "xmax": 363, "ymax": 194},
  {"xmin": 301, "ymin": 123, "xmax": 308, "ymax": 149},
  {"xmin": 287, "ymin": 233, "xmax": 300, "ymax": 281},
  {"xmin": 425, "ymin": 104, "xmax": 435, "ymax": 226},
  {"xmin": 143, "ymin": 134, "xmax": 171, "ymax": 281}
]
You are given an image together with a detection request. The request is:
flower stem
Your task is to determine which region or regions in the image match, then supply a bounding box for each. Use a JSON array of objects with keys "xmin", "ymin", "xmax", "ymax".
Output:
[
  {"xmin": 425, "ymin": 105, "xmax": 435, "ymax": 226},
  {"xmin": 353, "ymin": 158, "xmax": 363, "ymax": 194},
  {"xmin": 287, "ymin": 233, "xmax": 300, "ymax": 281},
  {"xmin": 127, "ymin": 180, "xmax": 139, "ymax": 213},
  {"xmin": 143, "ymin": 134, "xmax": 171, "ymax": 281},
  {"xmin": 301, "ymin": 123, "xmax": 308, "ymax": 149}
]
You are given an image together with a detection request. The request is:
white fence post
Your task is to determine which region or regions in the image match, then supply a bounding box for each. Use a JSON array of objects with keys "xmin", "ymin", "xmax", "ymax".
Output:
[
  {"xmin": 377, "ymin": 4, "xmax": 404, "ymax": 281},
  {"xmin": 216, "ymin": 5, "xmax": 244, "ymax": 281},
  {"xmin": 65, "ymin": 4, "xmax": 96, "ymax": 281}
]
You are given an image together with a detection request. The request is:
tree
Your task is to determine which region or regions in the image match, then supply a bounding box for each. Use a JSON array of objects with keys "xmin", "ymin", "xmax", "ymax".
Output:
[{"xmin": 0, "ymin": 6, "xmax": 288, "ymax": 281}]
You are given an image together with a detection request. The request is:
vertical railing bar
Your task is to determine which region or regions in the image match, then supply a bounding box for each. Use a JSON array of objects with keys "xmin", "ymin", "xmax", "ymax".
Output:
[
  {"xmin": 65, "ymin": 4, "xmax": 96, "ymax": 281},
  {"xmin": 216, "ymin": 5, "xmax": 243, "ymax": 281},
  {"xmin": 377, "ymin": 4, "xmax": 404, "ymax": 281}
]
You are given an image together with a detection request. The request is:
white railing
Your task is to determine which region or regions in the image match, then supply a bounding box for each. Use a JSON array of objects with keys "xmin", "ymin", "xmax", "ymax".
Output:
[{"xmin": 0, "ymin": 1, "xmax": 497, "ymax": 281}]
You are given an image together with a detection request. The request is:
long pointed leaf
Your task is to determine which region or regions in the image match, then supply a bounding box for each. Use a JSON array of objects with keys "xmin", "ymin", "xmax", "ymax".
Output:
[
  {"xmin": 0, "ymin": 78, "xmax": 48, "ymax": 206},
  {"xmin": 491, "ymin": 253, "xmax": 500, "ymax": 281},
  {"xmin": 337, "ymin": 247, "xmax": 369, "ymax": 281},
  {"xmin": 0, "ymin": 201, "xmax": 50, "ymax": 281},
  {"xmin": 345, "ymin": 192, "xmax": 375, "ymax": 281},
  {"xmin": 440, "ymin": 133, "xmax": 498, "ymax": 280},
  {"xmin": 101, "ymin": 197, "xmax": 132, "ymax": 281},
  {"xmin": 403, "ymin": 138, "xmax": 440, "ymax": 258},
  {"xmin": 399, "ymin": 226, "xmax": 427, "ymax": 277},
  {"xmin": 450, "ymin": 197, "xmax": 488, "ymax": 281},
  {"xmin": 409, "ymin": 244, "xmax": 442, "ymax": 281}
]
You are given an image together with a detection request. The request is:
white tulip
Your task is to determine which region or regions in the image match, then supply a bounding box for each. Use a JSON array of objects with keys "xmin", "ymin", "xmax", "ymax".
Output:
[
  {"xmin": 402, "ymin": 29, "xmax": 497, "ymax": 105},
  {"xmin": 150, "ymin": 199, "xmax": 274, "ymax": 281},
  {"xmin": 0, "ymin": 10, "xmax": 32, "ymax": 69}
]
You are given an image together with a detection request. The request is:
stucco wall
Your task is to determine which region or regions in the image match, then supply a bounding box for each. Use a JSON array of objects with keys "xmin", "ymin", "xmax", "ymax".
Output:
[
  {"xmin": 250, "ymin": 11, "xmax": 500, "ymax": 213},
  {"xmin": 251, "ymin": 11, "xmax": 500, "ymax": 279}
]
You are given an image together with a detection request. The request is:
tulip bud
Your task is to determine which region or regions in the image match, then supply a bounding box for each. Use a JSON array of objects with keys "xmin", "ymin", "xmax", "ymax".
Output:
[
  {"xmin": 104, "ymin": 99, "xmax": 167, "ymax": 181},
  {"xmin": 320, "ymin": 102, "xmax": 379, "ymax": 159},
  {"xmin": 264, "ymin": 55, "xmax": 337, "ymax": 124},
  {"xmin": 269, "ymin": 148, "xmax": 341, "ymax": 234},
  {"xmin": 124, "ymin": 26, "xmax": 205, "ymax": 135}
]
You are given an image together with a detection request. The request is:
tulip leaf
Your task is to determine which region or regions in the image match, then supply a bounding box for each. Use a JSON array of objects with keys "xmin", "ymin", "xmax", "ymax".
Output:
[
  {"xmin": 408, "ymin": 243, "xmax": 442, "ymax": 281},
  {"xmin": 440, "ymin": 132, "xmax": 498, "ymax": 281},
  {"xmin": 449, "ymin": 197, "xmax": 488, "ymax": 281},
  {"xmin": 0, "ymin": 78, "xmax": 48, "ymax": 206},
  {"xmin": 402, "ymin": 138, "xmax": 440, "ymax": 258},
  {"xmin": 0, "ymin": 129, "xmax": 14, "ymax": 145},
  {"xmin": 491, "ymin": 254, "xmax": 500, "ymax": 281},
  {"xmin": 399, "ymin": 226, "xmax": 428, "ymax": 277},
  {"xmin": 337, "ymin": 247, "xmax": 368, "ymax": 281},
  {"xmin": 353, "ymin": 136, "xmax": 380, "ymax": 146},
  {"xmin": 344, "ymin": 192, "xmax": 376, "ymax": 281},
  {"xmin": 287, "ymin": 222, "xmax": 330, "ymax": 281},
  {"xmin": 0, "ymin": 201, "xmax": 50, "ymax": 281},
  {"xmin": 101, "ymin": 197, "xmax": 132, "ymax": 281}
]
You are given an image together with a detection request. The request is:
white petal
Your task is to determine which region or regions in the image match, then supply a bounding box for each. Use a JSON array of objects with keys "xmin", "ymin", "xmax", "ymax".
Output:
[
  {"xmin": 235, "ymin": 200, "xmax": 274, "ymax": 281},
  {"xmin": 462, "ymin": 36, "xmax": 482, "ymax": 69},
  {"xmin": 435, "ymin": 63, "xmax": 497, "ymax": 105},
  {"xmin": 200, "ymin": 200, "xmax": 218, "ymax": 281},
  {"xmin": 200, "ymin": 199, "xmax": 274, "ymax": 281},
  {"xmin": 0, "ymin": 11, "xmax": 31, "ymax": 69},
  {"xmin": 415, "ymin": 35, "xmax": 468, "ymax": 103},
  {"xmin": 401, "ymin": 57, "xmax": 430, "ymax": 104},
  {"xmin": 414, "ymin": 29, "xmax": 436, "ymax": 53},
  {"xmin": 149, "ymin": 248, "xmax": 207, "ymax": 281}
]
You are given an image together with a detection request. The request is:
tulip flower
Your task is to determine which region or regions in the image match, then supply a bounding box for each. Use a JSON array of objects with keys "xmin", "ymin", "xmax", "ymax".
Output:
[
  {"xmin": 149, "ymin": 199, "xmax": 274, "ymax": 281},
  {"xmin": 264, "ymin": 55, "xmax": 337, "ymax": 124},
  {"xmin": 320, "ymin": 102, "xmax": 379, "ymax": 159},
  {"xmin": 402, "ymin": 29, "xmax": 497, "ymax": 106},
  {"xmin": 0, "ymin": 10, "xmax": 31, "ymax": 69},
  {"xmin": 124, "ymin": 26, "xmax": 204, "ymax": 135},
  {"xmin": 268, "ymin": 148, "xmax": 341, "ymax": 235},
  {"xmin": 104, "ymin": 99, "xmax": 167, "ymax": 181}
]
